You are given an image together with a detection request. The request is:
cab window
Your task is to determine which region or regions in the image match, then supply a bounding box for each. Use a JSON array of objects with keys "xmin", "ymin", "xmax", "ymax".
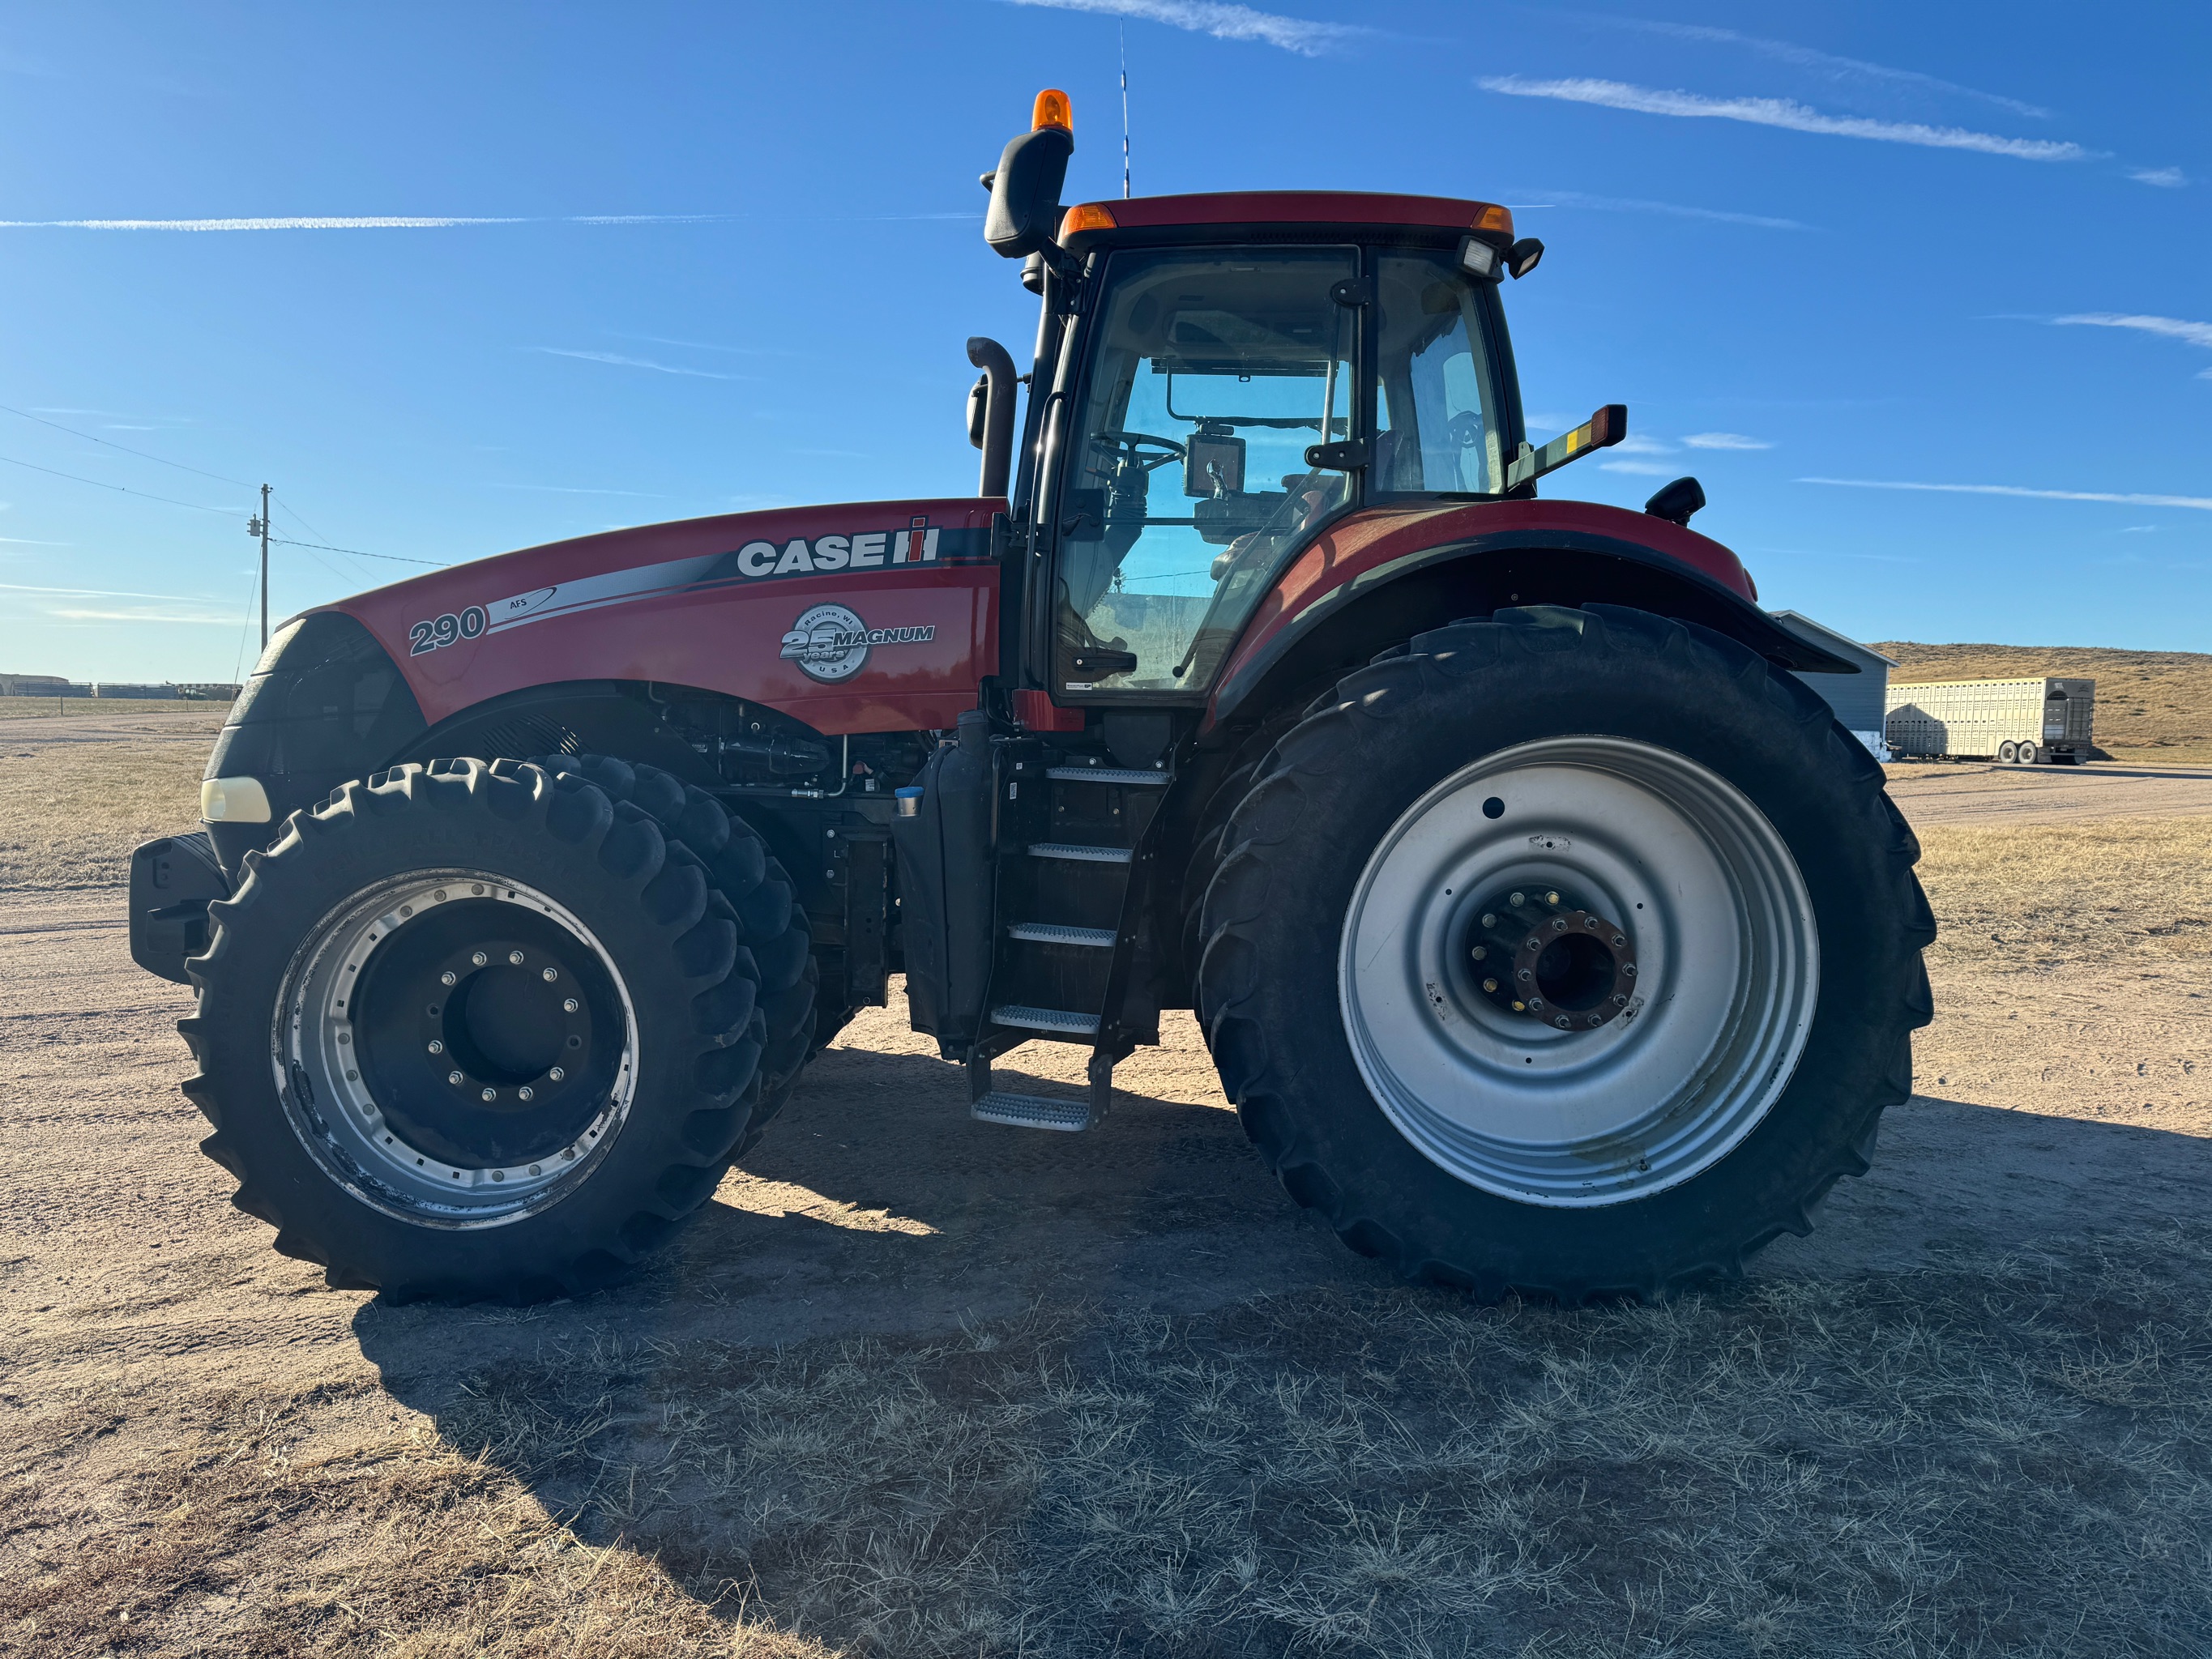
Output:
[
  {"xmin": 1053, "ymin": 246, "xmax": 1356, "ymax": 695},
  {"xmin": 1373, "ymin": 251, "xmax": 1508, "ymax": 497}
]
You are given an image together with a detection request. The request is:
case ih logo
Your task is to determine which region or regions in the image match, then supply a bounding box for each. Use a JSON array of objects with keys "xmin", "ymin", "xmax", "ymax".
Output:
[
  {"xmin": 468, "ymin": 514, "xmax": 980, "ymax": 644},
  {"xmin": 779, "ymin": 603, "xmax": 936, "ymax": 683}
]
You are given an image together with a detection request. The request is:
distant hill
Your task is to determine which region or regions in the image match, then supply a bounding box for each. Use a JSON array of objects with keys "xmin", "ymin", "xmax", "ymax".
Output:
[{"xmin": 1875, "ymin": 642, "xmax": 2212, "ymax": 764}]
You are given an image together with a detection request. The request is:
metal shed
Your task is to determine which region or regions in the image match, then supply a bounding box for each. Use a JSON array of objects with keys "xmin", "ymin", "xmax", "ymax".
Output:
[{"xmin": 1771, "ymin": 612, "xmax": 1897, "ymax": 753}]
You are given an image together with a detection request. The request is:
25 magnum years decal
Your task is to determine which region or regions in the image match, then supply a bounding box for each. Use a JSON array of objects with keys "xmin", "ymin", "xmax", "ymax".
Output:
[
  {"xmin": 779, "ymin": 603, "xmax": 937, "ymax": 683},
  {"xmin": 402, "ymin": 514, "xmax": 982, "ymax": 656}
]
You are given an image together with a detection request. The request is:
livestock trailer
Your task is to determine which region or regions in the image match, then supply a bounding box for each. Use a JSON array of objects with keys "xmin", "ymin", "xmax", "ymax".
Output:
[{"xmin": 1885, "ymin": 676, "xmax": 2095, "ymax": 765}]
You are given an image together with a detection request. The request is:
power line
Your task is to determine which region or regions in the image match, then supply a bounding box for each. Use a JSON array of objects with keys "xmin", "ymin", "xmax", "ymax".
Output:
[
  {"xmin": 271, "ymin": 537, "xmax": 445, "ymax": 567},
  {"xmin": 0, "ymin": 402, "xmax": 252, "ymax": 487},
  {"xmin": 0, "ymin": 449, "xmax": 241, "ymax": 513}
]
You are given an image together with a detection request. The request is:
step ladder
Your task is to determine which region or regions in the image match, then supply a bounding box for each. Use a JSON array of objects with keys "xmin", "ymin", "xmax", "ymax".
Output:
[{"xmin": 967, "ymin": 755, "xmax": 1169, "ymax": 1131}]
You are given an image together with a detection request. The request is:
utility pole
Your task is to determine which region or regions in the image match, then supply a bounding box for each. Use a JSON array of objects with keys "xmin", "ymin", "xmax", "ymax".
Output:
[{"xmin": 247, "ymin": 483, "xmax": 271, "ymax": 651}]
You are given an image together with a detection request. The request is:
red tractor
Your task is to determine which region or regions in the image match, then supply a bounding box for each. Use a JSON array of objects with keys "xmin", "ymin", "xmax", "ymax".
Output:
[{"xmin": 130, "ymin": 92, "xmax": 1932, "ymax": 1303}]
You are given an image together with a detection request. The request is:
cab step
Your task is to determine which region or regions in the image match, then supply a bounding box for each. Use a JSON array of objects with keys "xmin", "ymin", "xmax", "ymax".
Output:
[
  {"xmin": 1027, "ymin": 842, "xmax": 1132, "ymax": 864},
  {"xmin": 971, "ymin": 1090, "xmax": 1092, "ymax": 1132},
  {"xmin": 1045, "ymin": 766, "xmax": 1168, "ymax": 787},
  {"xmin": 1007, "ymin": 921, "xmax": 1117, "ymax": 947},
  {"xmin": 990, "ymin": 1004, "xmax": 1100, "ymax": 1035}
]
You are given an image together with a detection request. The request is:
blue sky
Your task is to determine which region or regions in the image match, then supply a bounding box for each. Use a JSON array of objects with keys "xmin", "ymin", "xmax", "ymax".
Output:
[{"xmin": 0, "ymin": 2, "xmax": 2204, "ymax": 682}]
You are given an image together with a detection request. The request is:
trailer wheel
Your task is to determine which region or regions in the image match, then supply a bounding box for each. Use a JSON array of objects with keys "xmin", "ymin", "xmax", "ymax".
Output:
[
  {"xmin": 2016, "ymin": 741, "xmax": 2039, "ymax": 766},
  {"xmin": 1998, "ymin": 740, "xmax": 2019, "ymax": 764},
  {"xmin": 1197, "ymin": 604, "xmax": 1935, "ymax": 1302},
  {"xmin": 180, "ymin": 759, "xmax": 776, "ymax": 1303}
]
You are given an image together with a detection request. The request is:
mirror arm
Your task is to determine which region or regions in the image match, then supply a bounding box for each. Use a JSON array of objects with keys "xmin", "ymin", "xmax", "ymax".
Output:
[{"xmin": 1505, "ymin": 404, "xmax": 1627, "ymax": 490}]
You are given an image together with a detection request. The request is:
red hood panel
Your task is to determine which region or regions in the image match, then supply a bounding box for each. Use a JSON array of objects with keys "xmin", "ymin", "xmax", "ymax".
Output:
[{"xmin": 333, "ymin": 498, "xmax": 1001, "ymax": 733}]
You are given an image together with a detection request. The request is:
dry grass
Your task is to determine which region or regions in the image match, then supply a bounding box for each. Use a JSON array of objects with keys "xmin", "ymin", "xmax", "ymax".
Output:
[
  {"xmin": 1913, "ymin": 815, "xmax": 2212, "ymax": 979},
  {"xmin": 9, "ymin": 1245, "xmax": 2212, "ymax": 1657},
  {"xmin": 0, "ymin": 712, "xmax": 221, "ymax": 890},
  {"xmin": 1877, "ymin": 641, "xmax": 2212, "ymax": 764},
  {"xmin": 0, "ymin": 698, "xmax": 230, "ymax": 720}
]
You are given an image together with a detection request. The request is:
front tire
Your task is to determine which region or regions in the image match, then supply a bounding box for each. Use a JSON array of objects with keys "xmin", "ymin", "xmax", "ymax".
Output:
[
  {"xmin": 1197, "ymin": 605, "xmax": 1935, "ymax": 1301},
  {"xmin": 181, "ymin": 759, "xmax": 772, "ymax": 1302}
]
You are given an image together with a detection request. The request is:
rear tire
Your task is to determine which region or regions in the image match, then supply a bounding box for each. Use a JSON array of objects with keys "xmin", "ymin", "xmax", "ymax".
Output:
[
  {"xmin": 1196, "ymin": 605, "xmax": 1935, "ymax": 1301},
  {"xmin": 181, "ymin": 759, "xmax": 775, "ymax": 1302}
]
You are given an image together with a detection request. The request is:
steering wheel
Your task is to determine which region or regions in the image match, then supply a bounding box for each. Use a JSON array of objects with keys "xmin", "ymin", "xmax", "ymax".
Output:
[
  {"xmin": 1091, "ymin": 429, "xmax": 1187, "ymax": 471},
  {"xmin": 1445, "ymin": 411, "xmax": 1486, "ymax": 449}
]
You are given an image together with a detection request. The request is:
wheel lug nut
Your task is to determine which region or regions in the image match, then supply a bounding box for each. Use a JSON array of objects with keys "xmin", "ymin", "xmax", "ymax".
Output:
[
  {"xmin": 549, "ymin": 1066, "xmax": 566, "ymax": 1081},
  {"xmin": 441, "ymin": 970, "xmax": 458, "ymax": 987},
  {"xmin": 562, "ymin": 998, "xmax": 579, "ymax": 1013},
  {"xmin": 427, "ymin": 1039, "xmax": 444, "ymax": 1055},
  {"xmin": 1471, "ymin": 945, "xmax": 1488, "ymax": 961},
  {"xmin": 1482, "ymin": 978, "xmax": 1498, "ymax": 993},
  {"xmin": 1623, "ymin": 962, "xmax": 1638, "ymax": 977},
  {"xmin": 541, "ymin": 966, "xmax": 557, "ymax": 982},
  {"xmin": 1553, "ymin": 1016, "xmax": 1571, "ymax": 1029},
  {"xmin": 509, "ymin": 950, "xmax": 525, "ymax": 966},
  {"xmin": 1509, "ymin": 892, "xmax": 1524, "ymax": 906},
  {"xmin": 1480, "ymin": 913, "xmax": 1497, "ymax": 928},
  {"xmin": 448, "ymin": 1069, "xmax": 463, "ymax": 1085},
  {"xmin": 472, "ymin": 951, "xmax": 489, "ymax": 967},
  {"xmin": 480, "ymin": 1088, "xmax": 496, "ymax": 1102},
  {"xmin": 1612, "ymin": 993, "xmax": 1628, "ymax": 1006},
  {"xmin": 1546, "ymin": 890, "xmax": 1560, "ymax": 906},
  {"xmin": 519, "ymin": 1086, "xmax": 535, "ymax": 1102}
]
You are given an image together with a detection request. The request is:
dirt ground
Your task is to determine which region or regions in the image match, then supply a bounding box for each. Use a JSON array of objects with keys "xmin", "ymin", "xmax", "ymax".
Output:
[{"xmin": 4, "ymin": 712, "xmax": 2212, "ymax": 1655}]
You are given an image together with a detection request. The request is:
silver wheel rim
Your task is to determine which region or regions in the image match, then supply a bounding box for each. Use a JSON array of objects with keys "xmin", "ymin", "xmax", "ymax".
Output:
[
  {"xmin": 273, "ymin": 870, "xmax": 638, "ymax": 1229},
  {"xmin": 1338, "ymin": 736, "xmax": 1817, "ymax": 1206}
]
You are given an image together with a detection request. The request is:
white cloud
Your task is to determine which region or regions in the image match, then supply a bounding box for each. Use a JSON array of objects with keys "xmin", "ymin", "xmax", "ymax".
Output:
[
  {"xmin": 1476, "ymin": 76, "xmax": 2088, "ymax": 162},
  {"xmin": 2129, "ymin": 167, "xmax": 2187, "ymax": 188},
  {"xmin": 0, "ymin": 215, "xmax": 527, "ymax": 231},
  {"xmin": 1612, "ymin": 433, "xmax": 1675, "ymax": 454},
  {"xmin": 1586, "ymin": 19, "xmax": 2049, "ymax": 118},
  {"xmin": 1521, "ymin": 188, "xmax": 1808, "ymax": 230},
  {"xmin": 2052, "ymin": 312, "xmax": 2212, "ymax": 350},
  {"xmin": 527, "ymin": 348, "xmax": 753, "ymax": 381},
  {"xmin": 46, "ymin": 606, "xmax": 238, "ymax": 624},
  {"xmin": 0, "ymin": 579, "xmax": 214, "ymax": 599},
  {"xmin": 1003, "ymin": 0, "xmax": 1365, "ymax": 56},
  {"xmin": 1800, "ymin": 476, "xmax": 2212, "ymax": 512},
  {"xmin": 1599, "ymin": 459, "xmax": 1677, "ymax": 476},
  {"xmin": 1683, "ymin": 432, "xmax": 1772, "ymax": 450}
]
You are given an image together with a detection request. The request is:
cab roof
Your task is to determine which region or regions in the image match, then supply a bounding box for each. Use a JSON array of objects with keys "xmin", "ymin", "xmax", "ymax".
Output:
[{"xmin": 1059, "ymin": 191, "xmax": 1514, "ymax": 251}]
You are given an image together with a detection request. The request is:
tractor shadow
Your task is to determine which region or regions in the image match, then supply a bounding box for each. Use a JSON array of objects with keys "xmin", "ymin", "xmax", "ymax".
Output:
[{"xmin": 349, "ymin": 1019, "xmax": 2212, "ymax": 1623}]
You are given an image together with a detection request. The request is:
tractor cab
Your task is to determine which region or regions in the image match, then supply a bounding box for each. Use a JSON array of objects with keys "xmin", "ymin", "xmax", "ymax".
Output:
[{"xmin": 977, "ymin": 92, "xmax": 1555, "ymax": 710}]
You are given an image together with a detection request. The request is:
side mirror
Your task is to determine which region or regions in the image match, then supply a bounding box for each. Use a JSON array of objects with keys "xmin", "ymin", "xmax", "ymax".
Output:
[
  {"xmin": 984, "ymin": 99, "xmax": 1074, "ymax": 260},
  {"xmin": 1505, "ymin": 237, "xmax": 1544, "ymax": 279}
]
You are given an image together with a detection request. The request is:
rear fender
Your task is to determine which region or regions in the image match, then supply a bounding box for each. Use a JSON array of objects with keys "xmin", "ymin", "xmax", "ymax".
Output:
[{"xmin": 1208, "ymin": 530, "xmax": 1855, "ymax": 733}]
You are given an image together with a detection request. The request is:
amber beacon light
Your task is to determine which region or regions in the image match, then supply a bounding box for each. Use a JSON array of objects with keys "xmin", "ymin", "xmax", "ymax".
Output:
[{"xmin": 1031, "ymin": 88, "xmax": 1072, "ymax": 131}]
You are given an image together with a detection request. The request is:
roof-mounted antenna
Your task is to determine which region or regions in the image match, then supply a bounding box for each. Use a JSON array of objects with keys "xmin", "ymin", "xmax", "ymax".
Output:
[{"xmin": 1120, "ymin": 24, "xmax": 1131, "ymax": 199}]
